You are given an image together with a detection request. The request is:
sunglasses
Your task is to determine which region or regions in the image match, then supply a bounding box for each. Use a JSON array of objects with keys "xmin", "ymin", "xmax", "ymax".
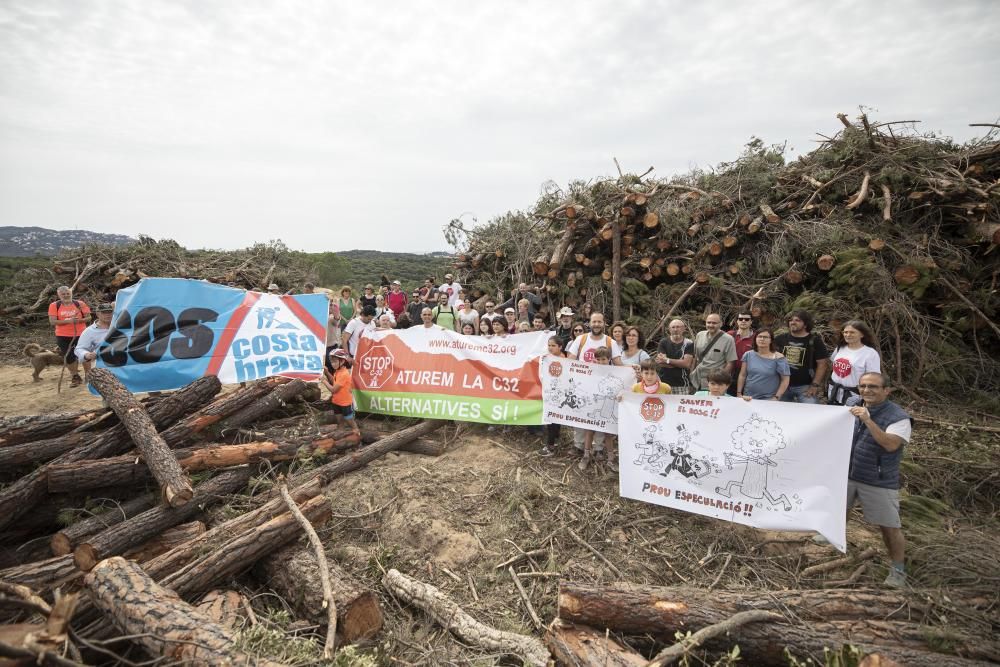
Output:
[
  {"xmin": 573, "ymin": 329, "xmax": 584, "ymax": 333},
  {"xmin": 737, "ymin": 317, "xmax": 751, "ymax": 321}
]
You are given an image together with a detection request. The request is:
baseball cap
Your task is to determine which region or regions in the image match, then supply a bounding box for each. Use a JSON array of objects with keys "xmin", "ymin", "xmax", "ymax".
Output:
[
  {"xmin": 444, "ymin": 273, "xmax": 454, "ymax": 279},
  {"xmin": 330, "ymin": 349, "xmax": 350, "ymax": 360},
  {"xmin": 558, "ymin": 307, "xmax": 574, "ymax": 317},
  {"xmin": 392, "ymin": 280, "xmax": 401, "ymax": 285},
  {"xmin": 504, "ymin": 307, "xmax": 515, "ymax": 314},
  {"xmin": 267, "ymin": 283, "xmax": 280, "ymax": 291}
]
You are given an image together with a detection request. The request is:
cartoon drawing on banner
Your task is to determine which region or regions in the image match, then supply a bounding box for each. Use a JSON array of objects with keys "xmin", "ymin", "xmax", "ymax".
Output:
[
  {"xmin": 589, "ymin": 375, "xmax": 626, "ymax": 422},
  {"xmin": 633, "ymin": 425, "xmax": 662, "ymax": 465},
  {"xmin": 658, "ymin": 424, "xmax": 718, "ymax": 481},
  {"xmin": 557, "ymin": 377, "xmax": 585, "ymax": 409},
  {"xmin": 715, "ymin": 413, "xmax": 793, "ymax": 511}
]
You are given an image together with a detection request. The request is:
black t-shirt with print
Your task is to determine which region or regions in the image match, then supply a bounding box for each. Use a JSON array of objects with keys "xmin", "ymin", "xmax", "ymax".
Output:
[{"xmin": 773, "ymin": 332, "xmax": 828, "ymax": 387}]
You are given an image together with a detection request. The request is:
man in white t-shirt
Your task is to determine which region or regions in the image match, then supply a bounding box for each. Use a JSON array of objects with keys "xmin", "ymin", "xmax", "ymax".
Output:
[
  {"xmin": 342, "ymin": 306, "xmax": 376, "ymax": 357},
  {"xmin": 565, "ymin": 312, "xmax": 623, "ymax": 453},
  {"xmin": 438, "ymin": 273, "xmax": 462, "ymax": 307},
  {"xmin": 565, "ymin": 312, "xmax": 624, "ymax": 365}
]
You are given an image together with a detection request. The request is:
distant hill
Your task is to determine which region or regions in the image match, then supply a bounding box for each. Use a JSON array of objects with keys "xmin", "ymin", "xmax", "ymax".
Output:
[
  {"xmin": 328, "ymin": 249, "xmax": 453, "ymax": 290},
  {"xmin": 0, "ymin": 226, "xmax": 135, "ymax": 257}
]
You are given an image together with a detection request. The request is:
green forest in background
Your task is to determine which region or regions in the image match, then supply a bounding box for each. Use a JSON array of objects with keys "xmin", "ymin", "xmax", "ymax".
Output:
[{"xmin": 0, "ymin": 249, "xmax": 452, "ymax": 295}]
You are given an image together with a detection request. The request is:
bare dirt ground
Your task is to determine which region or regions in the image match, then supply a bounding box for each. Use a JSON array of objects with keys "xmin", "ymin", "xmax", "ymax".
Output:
[{"xmin": 0, "ymin": 364, "xmax": 105, "ymax": 416}]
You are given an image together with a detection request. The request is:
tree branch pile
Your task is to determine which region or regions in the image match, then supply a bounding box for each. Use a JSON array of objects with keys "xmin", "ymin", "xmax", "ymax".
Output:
[
  {"xmin": 451, "ymin": 115, "xmax": 999, "ymax": 401},
  {"xmin": 0, "ymin": 238, "xmax": 316, "ymax": 328}
]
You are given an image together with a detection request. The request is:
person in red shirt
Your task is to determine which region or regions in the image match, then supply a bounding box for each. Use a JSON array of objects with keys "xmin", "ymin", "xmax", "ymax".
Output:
[
  {"xmin": 727, "ymin": 312, "xmax": 755, "ymax": 395},
  {"xmin": 386, "ymin": 280, "xmax": 408, "ymax": 318},
  {"xmin": 47, "ymin": 286, "xmax": 92, "ymax": 387},
  {"xmin": 321, "ymin": 349, "xmax": 359, "ymax": 436}
]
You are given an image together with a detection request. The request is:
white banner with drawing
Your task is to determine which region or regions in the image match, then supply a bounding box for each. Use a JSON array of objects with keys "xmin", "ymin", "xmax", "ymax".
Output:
[
  {"xmin": 617, "ymin": 393, "xmax": 854, "ymax": 551},
  {"xmin": 541, "ymin": 355, "xmax": 638, "ymax": 434}
]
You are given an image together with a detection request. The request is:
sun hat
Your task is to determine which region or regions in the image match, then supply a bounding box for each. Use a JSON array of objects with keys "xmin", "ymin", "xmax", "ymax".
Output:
[
  {"xmin": 558, "ymin": 307, "xmax": 574, "ymax": 317},
  {"xmin": 330, "ymin": 349, "xmax": 351, "ymax": 360}
]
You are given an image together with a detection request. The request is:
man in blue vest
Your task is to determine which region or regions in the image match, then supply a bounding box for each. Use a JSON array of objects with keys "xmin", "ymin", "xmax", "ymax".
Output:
[{"xmin": 847, "ymin": 371, "xmax": 912, "ymax": 588}]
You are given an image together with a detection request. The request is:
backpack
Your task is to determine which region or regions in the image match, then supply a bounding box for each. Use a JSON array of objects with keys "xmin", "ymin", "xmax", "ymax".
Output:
[
  {"xmin": 432, "ymin": 306, "xmax": 454, "ymax": 325},
  {"xmin": 572, "ymin": 333, "xmax": 613, "ymax": 358}
]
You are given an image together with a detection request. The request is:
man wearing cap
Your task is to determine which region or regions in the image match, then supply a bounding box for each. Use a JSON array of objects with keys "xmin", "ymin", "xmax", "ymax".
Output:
[
  {"xmin": 267, "ymin": 283, "xmax": 281, "ymax": 294},
  {"xmin": 75, "ymin": 302, "xmax": 115, "ymax": 373},
  {"xmin": 342, "ymin": 306, "xmax": 376, "ymax": 357},
  {"xmin": 503, "ymin": 307, "xmax": 517, "ymax": 334},
  {"xmin": 499, "ymin": 282, "xmax": 541, "ymax": 320},
  {"xmin": 438, "ymin": 274, "xmax": 462, "ymax": 307},
  {"xmin": 553, "ymin": 307, "xmax": 576, "ymax": 349},
  {"xmin": 386, "ymin": 280, "xmax": 408, "ymax": 319}
]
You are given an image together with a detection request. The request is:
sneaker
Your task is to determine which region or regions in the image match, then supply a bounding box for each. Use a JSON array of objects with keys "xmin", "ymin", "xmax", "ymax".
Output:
[
  {"xmin": 540, "ymin": 446, "xmax": 556, "ymax": 457},
  {"xmin": 883, "ymin": 568, "xmax": 906, "ymax": 588},
  {"xmin": 70, "ymin": 374, "xmax": 83, "ymax": 387},
  {"xmin": 577, "ymin": 454, "xmax": 591, "ymax": 471}
]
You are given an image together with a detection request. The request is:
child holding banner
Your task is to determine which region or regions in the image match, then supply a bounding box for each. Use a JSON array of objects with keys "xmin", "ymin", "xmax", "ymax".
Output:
[
  {"xmin": 632, "ymin": 359, "xmax": 672, "ymax": 395},
  {"xmin": 580, "ymin": 347, "xmax": 619, "ymax": 472},
  {"xmin": 322, "ymin": 349, "xmax": 360, "ymax": 436}
]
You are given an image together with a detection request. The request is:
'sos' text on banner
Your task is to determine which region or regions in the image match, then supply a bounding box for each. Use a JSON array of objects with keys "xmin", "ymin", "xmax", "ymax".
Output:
[
  {"xmin": 617, "ymin": 393, "xmax": 854, "ymax": 551},
  {"xmin": 352, "ymin": 328, "xmax": 549, "ymax": 424},
  {"xmin": 97, "ymin": 278, "xmax": 329, "ymax": 393},
  {"xmin": 541, "ymin": 355, "xmax": 637, "ymax": 434}
]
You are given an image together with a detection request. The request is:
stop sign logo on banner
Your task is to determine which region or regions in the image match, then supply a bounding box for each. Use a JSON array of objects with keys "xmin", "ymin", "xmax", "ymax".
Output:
[
  {"xmin": 640, "ymin": 396, "xmax": 665, "ymax": 422},
  {"xmin": 357, "ymin": 344, "xmax": 394, "ymax": 389},
  {"xmin": 548, "ymin": 360, "xmax": 563, "ymax": 378}
]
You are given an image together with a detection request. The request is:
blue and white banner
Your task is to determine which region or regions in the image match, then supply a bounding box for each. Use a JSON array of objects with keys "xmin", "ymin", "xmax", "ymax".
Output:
[
  {"xmin": 618, "ymin": 394, "xmax": 854, "ymax": 551},
  {"xmin": 97, "ymin": 278, "xmax": 328, "ymax": 393}
]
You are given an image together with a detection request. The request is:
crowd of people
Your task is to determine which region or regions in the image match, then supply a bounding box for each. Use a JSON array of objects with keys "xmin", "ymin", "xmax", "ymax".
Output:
[{"xmin": 47, "ymin": 276, "xmax": 912, "ymax": 588}]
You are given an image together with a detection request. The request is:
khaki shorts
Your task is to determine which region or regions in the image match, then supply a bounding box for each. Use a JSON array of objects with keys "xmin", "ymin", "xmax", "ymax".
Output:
[{"xmin": 847, "ymin": 480, "xmax": 901, "ymax": 528}]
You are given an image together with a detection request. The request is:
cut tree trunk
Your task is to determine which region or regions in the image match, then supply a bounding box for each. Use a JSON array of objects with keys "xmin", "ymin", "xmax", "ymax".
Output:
[
  {"xmin": 643, "ymin": 212, "xmax": 659, "ymax": 229},
  {"xmin": 784, "ymin": 268, "xmax": 804, "ymax": 285},
  {"xmin": 87, "ymin": 368, "xmax": 193, "ymax": 508},
  {"xmin": 0, "ymin": 554, "xmax": 78, "ymax": 591},
  {"xmin": 73, "ymin": 467, "xmax": 252, "ymax": 572},
  {"xmin": 51, "ymin": 492, "xmax": 157, "ymax": 556},
  {"xmin": 122, "ymin": 520, "xmax": 206, "ymax": 562},
  {"xmin": 255, "ymin": 544, "xmax": 384, "ymax": 643},
  {"xmin": 84, "ymin": 557, "xmax": 286, "ymax": 667},
  {"xmin": 557, "ymin": 583, "xmax": 991, "ymax": 666},
  {"xmin": 47, "ymin": 431, "xmax": 361, "ymax": 494},
  {"xmin": 159, "ymin": 493, "xmax": 331, "ymax": 600},
  {"xmin": 550, "ymin": 222, "xmax": 578, "ymax": 272},
  {"xmin": 893, "ymin": 265, "xmax": 921, "ymax": 286},
  {"xmin": 206, "ymin": 379, "xmax": 309, "ymax": 438},
  {"xmin": 533, "ymin": 255, "xmax": 550, "ymax": 276},
  {"xmin": 817, "ymin": 254, "xmax": 836, "ymax": 271},
  {"xmin": 545, "ymin": 619, "xmax": 646, "ymax": 666},
  {"xmin": 383, "ymin": 568, "xmax": 549, "ymax": 667},
  {"xmin": 143, "ymin": 420, "xmax": 445, "ymax": 584},
  {"xmin": 159, "ymin": 377, "xmax": 283, "ymax": 445},
  {"xmin": 0, "ymin": 408, "xmax": 107, "ymax": 448},
  {"xmin": 0, "ymin": 376, "xmax": 221, "ymax": 532}
]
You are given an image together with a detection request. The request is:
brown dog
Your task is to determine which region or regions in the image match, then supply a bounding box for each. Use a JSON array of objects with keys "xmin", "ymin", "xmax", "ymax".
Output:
[{"xmin": 24, "ymin": 343, "xmax": 65, "ymax": 381}]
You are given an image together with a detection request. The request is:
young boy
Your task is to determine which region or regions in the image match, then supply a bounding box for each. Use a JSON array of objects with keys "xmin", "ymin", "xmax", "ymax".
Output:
[
  {"xmin": 694, "ymin": 370, "xmax": 751, "ymax": 400},
  {"xmin": 580, "ymin": 346, "xmax": 619, "ymax": 472},
  {"xmin": 322, "ymin": 349, "xmax": 360, "ymax": 435},
  {"xmin": 632, "ymin": 358, "xmax": 672, "ymax": 395}
]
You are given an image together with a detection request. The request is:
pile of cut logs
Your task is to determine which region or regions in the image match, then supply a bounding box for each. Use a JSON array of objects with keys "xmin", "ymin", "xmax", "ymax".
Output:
[
  {"xmin": 452, "ymin": 116, "xmax": 1000, "ymax": 396},
  {"xmin": 0, "ymin": 371, "xmax": 444, "ymax": 664}
]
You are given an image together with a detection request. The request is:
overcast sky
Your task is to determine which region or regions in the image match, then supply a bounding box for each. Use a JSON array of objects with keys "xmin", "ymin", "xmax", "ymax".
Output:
[{"xmin": 1, "ymin": 1, "xmax": 997, "ymax": 253}]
